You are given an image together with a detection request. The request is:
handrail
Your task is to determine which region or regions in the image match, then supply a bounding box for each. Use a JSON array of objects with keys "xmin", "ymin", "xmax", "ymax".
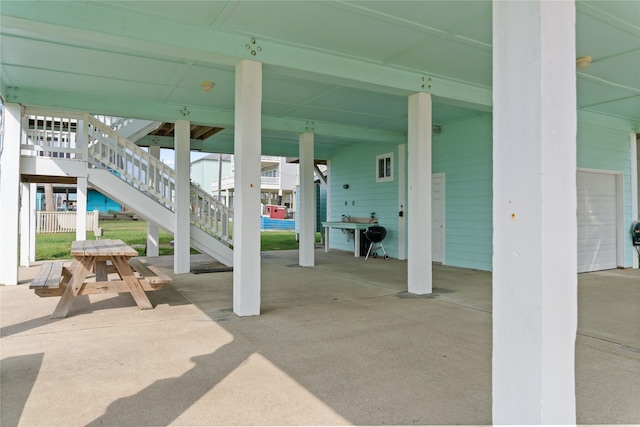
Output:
[
  {"xmin": 85, "ymin": 114, "xmax": 177, "ymax": 209},
  {"xmin": 22, "ymin": 108, "xmax": 233, "ymax": 247},
  {"xmin": 190, "ymin": 182, "xmax": 233, "ymax": 245},
  {"xmin": 84, "ymin": 114, "xmax": 234, "ymax": 245}
]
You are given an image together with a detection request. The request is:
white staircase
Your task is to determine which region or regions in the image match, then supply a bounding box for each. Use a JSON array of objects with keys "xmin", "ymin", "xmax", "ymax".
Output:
[
  {"xmin": 22, "ymin": 109, "xmax": 233, "ymax": 266},
  {"xmin": 94, "ymin": 115, "xmax": 162, "ymax": 143}
]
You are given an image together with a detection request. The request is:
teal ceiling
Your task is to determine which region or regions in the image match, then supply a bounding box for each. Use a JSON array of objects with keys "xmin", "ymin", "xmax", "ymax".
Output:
[{"xmin": 1, "ymin": 1, "xmax": 638, "ymax": 157}]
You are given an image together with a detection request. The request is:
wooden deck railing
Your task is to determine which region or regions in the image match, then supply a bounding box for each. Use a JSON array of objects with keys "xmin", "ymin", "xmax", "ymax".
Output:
[{"xmin": 36, "ymin": 210, "xmax": 99, "ymax": 234}]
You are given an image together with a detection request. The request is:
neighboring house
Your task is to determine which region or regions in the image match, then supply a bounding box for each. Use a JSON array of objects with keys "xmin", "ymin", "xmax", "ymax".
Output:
[
  {"xmin": 189, "ymin": 153, "xmax": 233, "ymax": 198},
  {"xmin": 212, "ymin": 155, "xmax": 298, "ymax": 213},
  {"xmin": 36, "ymin": 186, "xmax": 121, "ymax": 212}
]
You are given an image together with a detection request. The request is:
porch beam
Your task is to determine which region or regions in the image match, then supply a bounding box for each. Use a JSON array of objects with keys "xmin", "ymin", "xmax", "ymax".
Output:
[
  {"xmin": 492, "ymin": 0, "xmax": 577, "ymax": 423},
  {"xmin": 233, "ymin": 59, "xmax": 262, "ymax": 317},
  {"xmin": 9, "ymin": 88, "xmax": 405, "ymax": 145}
]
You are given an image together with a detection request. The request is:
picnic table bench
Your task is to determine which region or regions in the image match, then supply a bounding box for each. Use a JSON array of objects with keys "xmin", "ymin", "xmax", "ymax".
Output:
[{"xmin": 30, "ymin": 239, "xmax": 172, "ymax": 318}]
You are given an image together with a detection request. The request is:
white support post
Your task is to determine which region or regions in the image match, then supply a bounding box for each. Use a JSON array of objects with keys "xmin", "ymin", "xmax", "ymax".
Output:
[
  {"xmin": 398, "ymin": 143, "xmax": 406, "ymax": 260},
  {"xmin": 299, "ymin": 132, "xmax": 315, "ymax": 267},
  {"xmin": 407, "ymin": 92, "xmax": 432, "ymax": 294},
  {"xmin": 76, "ymin": 177, "xmax": 88, "ymax": 241},
  {"xmin": 147, "ymin": 145, "xmax": 161, "ymax": 257},
  {"xmin": 631, "ymin": 133, "xmax": 639, "ymax": 269},
  {"xmin": 0, "ymin": 103, "xmax": 22, "ymax": 285},
  {"xmin": 20, "ymin": 183, "xmax": 31, "ymax": 266},
  {"xmin": 233, "ymin": 59, "xmax": 262, "ymax": 317},
  {"xmin": 29, "ymin": 183, "xmax": 37, "ymax": 263},
  {"xmin": 492, "ymin": 1, "xmax": 577, "ymax": 424},
  {"xmin": 174, "ymin": 120, "xmax": 191, "ymax": 274}
]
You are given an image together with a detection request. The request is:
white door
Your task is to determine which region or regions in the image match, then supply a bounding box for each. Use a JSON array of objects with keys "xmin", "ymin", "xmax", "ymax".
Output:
[
  {"xmin": 577, "ymin": 171, "xmax": 618, "ymax": 273},
  {"xmin": 432, "ymin": 174, "xmax": 445, "ymax": 263}
]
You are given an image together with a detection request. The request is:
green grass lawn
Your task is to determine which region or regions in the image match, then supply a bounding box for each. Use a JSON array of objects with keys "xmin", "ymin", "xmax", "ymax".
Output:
[{"xmin": 35, "ymin": 220, "xmax": 307, "ymax": 260}]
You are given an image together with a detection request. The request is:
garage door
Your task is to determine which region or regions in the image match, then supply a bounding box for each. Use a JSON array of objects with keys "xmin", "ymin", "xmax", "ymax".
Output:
[{"xmin": 577, "ymin": 171, "xmax": 618, "ymax": 273}]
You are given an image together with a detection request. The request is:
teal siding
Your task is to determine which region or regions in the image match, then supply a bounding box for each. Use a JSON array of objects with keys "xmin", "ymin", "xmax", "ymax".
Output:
[
  {"xmin": 433, "ymin": 115, "xmax": 493, "ymax": 271},
  {"xmin": 329, "ymin": 144, "xmax": 400, "ymax": 257},
  {"xmin": 577, "ymin": 118, "xmax": 635, "ymax": 268},
  {"xmin": 326, "ymin": 113, "xmax": 635, "ymax": 271}
]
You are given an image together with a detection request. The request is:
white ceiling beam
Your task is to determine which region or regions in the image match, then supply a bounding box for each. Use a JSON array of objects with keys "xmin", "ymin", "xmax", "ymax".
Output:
[
  {"xmin": 5, "ymin": 87, "xmax": 405, "ymax": 144},
  {"xmin": 1, "ymin": 3, "xmax": 492, "ymax": 107}
]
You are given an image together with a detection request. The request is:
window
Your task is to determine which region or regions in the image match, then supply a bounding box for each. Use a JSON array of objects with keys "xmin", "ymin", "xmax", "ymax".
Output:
[{"xmin": 376, "ymin": 152, "xmax": 393, "ymax": 182}]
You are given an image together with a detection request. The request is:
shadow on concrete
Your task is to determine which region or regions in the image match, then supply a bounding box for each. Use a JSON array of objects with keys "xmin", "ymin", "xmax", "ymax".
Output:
[
  {"xmin": 87, "ymin": 343, "xmax": 252, "ymax": 426},
  {"xmin": 1, "ymin": 353, "xmax": 44, "ymax": 427}
]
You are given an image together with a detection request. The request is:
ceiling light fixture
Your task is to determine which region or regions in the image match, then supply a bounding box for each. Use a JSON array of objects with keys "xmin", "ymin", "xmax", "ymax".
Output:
[
  {"xmin": 576, "ymin": 56, "xmax": 592, "ymax": 71},
  {"xmin": 200, "ymin": 81, "xmax": 215, "ymax": 92}
]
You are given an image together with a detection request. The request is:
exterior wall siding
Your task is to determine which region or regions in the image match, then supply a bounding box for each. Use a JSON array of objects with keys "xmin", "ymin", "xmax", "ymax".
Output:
[
  {"xmin": 329, "ymin": 143, "xmax": 400, "ymax": 257},
  {"xmin": 326, "ymin": 112, "xmax": 635, "ymax": 271},
  {"xmin": 433, "ymin": 114, "xmax": 493, "ymax": 271},
  {"xmin": 577, "ymin": 116, "xmax": 636, "ymax": 268}
]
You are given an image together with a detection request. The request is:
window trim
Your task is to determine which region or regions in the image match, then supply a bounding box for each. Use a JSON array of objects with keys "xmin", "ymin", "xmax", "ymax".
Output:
[{"xmin": 376, "ymin": 152, "xmax": 394, "ymax": 183}]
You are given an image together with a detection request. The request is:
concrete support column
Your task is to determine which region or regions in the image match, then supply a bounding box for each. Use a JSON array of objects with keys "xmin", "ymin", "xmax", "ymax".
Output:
[
  {"xmin": 0, "ymin": 103, "xmax": 22, "ymax": 285},
  {"xmin": 174, "ymin": 120, "xmax": 191, "ymax": 274},
  {"xmin": 147, "ymin": 145, "xmax": 161, "ymax": 257},
  {"xmin": 76, "ymin": 177, "xmax": 88, "ymax": 241},
  {"xmin": 233, "ymin": 59, "xmax": 262, "ymax": 316},
  {"xmin": 397, "ymin": 144, "xmax": 406, "ymax": 260},
  {"xmin": 631, "ymin": 133, "xmax": 638, "ymax": 269},
  {"xmin": 29, "ymin": 183, "xmax": 36, "ymax": 263},
  {"xmin": 299, "ymin": 132, "xmax": 315, "ymax": 267},
  {"xmin": 20, "ymin": 183, "xmax": 31, "ymax": 266},
  {"xmin": 407, "ymin": 92, "xmax": 432, "ymax": 294},
  {"xmin": 492, "ymin": 1, "xmax": 577, "ymax": 424}
]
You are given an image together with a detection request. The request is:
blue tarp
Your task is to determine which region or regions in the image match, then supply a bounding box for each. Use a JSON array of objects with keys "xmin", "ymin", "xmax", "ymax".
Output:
[{"xmin": 260, "ymin": 216, "xmax": 295, "ymax": 231}]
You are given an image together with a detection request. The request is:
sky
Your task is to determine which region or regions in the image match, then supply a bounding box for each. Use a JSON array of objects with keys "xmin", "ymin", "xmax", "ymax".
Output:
[{"xmin": 159, "ymin": 149, "xmax": 209, "ymax": 168}]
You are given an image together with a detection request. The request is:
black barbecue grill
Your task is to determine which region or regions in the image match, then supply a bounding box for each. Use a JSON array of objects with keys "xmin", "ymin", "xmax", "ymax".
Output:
[{"xmin": 364, "ymin": 225, "xmax": 389, "ymax": 260}]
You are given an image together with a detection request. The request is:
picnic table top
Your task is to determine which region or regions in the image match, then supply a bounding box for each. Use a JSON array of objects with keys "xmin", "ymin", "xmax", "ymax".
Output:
[{"xmin": 71, "ymin": 239, "xmax": 138, "ymax": 258}]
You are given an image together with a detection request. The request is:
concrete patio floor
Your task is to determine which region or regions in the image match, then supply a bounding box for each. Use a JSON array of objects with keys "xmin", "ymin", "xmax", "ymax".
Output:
[{"xmin": 1, "ymin": 249, "xmax": 639, "ymax": 426}]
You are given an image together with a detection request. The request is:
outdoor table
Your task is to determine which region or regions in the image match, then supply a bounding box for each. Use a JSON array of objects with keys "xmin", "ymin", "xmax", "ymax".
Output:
[
  {"xmin": 51, "ymin": 239, "xmax": 152, "ymax": 318},
  {"xmin": 321, "ymin": 221, "xmax": 376, "ymax": 257}
]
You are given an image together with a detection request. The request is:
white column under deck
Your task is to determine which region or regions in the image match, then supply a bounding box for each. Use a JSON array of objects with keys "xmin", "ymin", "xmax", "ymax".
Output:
[
  {"xmin": 397, "ymin": 143, "xmax": 406, "ymax": 260},
  {"xmin": 492, "ymin": 1, "xmax": 577, "ymax": 424},
  {"xmin": 174, "ymin": 120, "xmax": 191, "ymax": 274},
  {"xmin": 631, "ymin": 133, "xmax": 638, "ymax": 269},
  {"xmin": 233, "ymin": 59, "xmax": 262, "ymax": 316},
  {"xmin": 20, "ymin": 183, "xmax": 31, "ymax": 266},
  {"xmin": 0, "ymin": 103, "xmax": 22, "ymax": 285},
  {"xmin": 76, "ymin": 119, "xmax": 88, "ymax": 241},
  {"xmin": 407, "ymin": 92, "xmax": 432, "ymax": 294},
  {"xmin": 299, "ymin": 132, "xmax": 315, "ymax": 267},
  {"xmin": 146, "ymin": 145, "xmax": 161, "ymax": 257},
  {"xmin": 29, "ymin": 183, "xmax": 37, "ymax": 263},
  {"xmin": 76, "ymin": 177, "xmax": 88, "ymax": 241}
]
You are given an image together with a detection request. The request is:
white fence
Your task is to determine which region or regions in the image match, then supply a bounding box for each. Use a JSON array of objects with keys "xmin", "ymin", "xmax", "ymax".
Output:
[{"xmin": 36, "ymin": 210, "xmax": 99, "ymax": 234}]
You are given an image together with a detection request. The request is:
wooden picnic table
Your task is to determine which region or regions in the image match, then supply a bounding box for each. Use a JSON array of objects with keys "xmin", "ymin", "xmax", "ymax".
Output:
[{"xmin": 45, "ymin": 239, "xmax": 168, "ymax": 318}]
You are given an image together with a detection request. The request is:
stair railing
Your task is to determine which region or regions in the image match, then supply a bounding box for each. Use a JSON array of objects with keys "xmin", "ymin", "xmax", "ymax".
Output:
[
  {"xmin": 85, "ymin": 114, "xmax": 176, "ymax": 209},
  {"xmin": 22, "ymin": 112, "xmax": 84, "ymax": 160},
  {"xmin": 84, "ymin": 114, "xmax": 234, "ymax": 246},
  {"xmin": 190, "ymin": 183, "xmax": 233, "ymax": 245},
  {"xmin": 22, "ymin": 108, "xmax": 234, "ymax": 248}
]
